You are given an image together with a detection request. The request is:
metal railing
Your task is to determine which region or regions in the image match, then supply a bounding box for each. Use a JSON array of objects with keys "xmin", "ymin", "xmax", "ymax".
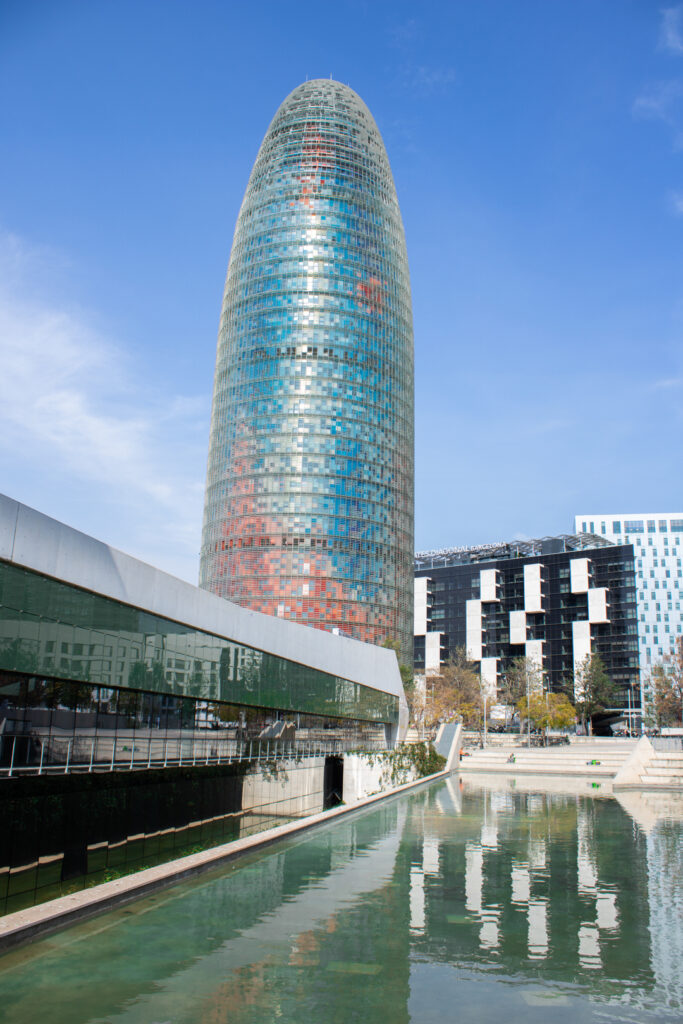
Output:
[{"xmin": 0, "ymin": 732, "xmax": 387, "ymax": 778}]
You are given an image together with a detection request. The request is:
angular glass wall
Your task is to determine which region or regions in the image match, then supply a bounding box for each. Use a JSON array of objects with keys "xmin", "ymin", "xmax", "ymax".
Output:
[
  {"xmin": 0, "ymin": 673, "xmax": 386, "ymax": 777},
  {"xmin": 200, "ymin": 80, "xmax": 414, "ymax": 665},
  {"xmin": 0, "ymin": 562, "xmax": 398, "ymax": 731}
]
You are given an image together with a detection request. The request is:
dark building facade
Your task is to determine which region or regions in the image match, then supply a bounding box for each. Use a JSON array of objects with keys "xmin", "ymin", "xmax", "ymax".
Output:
[{"xmin": 414, "ymin": 536, "xmax": 640, "ymax": 715}]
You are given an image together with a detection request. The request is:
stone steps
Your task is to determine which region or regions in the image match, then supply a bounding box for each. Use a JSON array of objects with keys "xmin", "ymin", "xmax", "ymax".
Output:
[
  {"xmin": 639, "ymin": 753, "xmax": 683, "ymax": 789},
  {"xmin": 459, "ymin": 741, "xmax": 636, "ymax": 778},
  {"xmin": 640, "ymin": 771, "xmax": 683, "ymax": 785},
  {"xmin": 458, "ymin": 736, "xmax": 683, "ymax": 788}
]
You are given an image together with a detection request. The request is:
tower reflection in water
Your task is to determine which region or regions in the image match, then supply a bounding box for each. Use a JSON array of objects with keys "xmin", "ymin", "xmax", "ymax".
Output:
[{"xmin": 1, "ymin": 780, "xmax": 681, "ymax": 1024}]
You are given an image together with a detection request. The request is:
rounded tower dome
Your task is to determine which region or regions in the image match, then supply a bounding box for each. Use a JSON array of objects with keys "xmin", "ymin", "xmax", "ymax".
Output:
[{"xmin": 200, "ymin": 80, "xmax": 414, "ymax": 665}]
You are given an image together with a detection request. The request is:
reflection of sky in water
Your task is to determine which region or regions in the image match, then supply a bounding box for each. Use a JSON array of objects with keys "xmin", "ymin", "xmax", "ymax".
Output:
[{"xmin": 1, "ymin": 779, "xmax": 682, "ymax": 1024}]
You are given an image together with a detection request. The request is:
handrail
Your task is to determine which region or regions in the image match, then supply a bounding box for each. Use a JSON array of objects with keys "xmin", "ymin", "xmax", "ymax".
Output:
[{"xmin": 0, "ymin": 733, "xmax": 387, "ymax": 778}]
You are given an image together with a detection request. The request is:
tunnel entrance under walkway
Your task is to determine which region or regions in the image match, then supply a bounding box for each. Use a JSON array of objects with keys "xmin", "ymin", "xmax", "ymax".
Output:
[{"xmin": 323, "ymin": 756, "xmax": 344, "ymax": 809}]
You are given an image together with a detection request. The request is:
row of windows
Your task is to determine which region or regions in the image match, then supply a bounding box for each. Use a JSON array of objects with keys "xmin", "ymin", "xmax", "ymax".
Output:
[{"xmin": 582, "ymin": 518, "xmax": 683, "ymax": 535}]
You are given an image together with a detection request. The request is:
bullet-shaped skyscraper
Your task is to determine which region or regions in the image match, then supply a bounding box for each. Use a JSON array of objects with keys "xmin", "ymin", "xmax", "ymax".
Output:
[{"xmin": 200, "ymin": 80, "xmax": 414, "ymax": 664}]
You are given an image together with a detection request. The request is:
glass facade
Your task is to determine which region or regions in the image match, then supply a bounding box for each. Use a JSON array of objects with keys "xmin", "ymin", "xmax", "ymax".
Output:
[
  {"xmin": 575, "ymin": 513, "xmax": 683, "ymax": 677},
  {"xmin": 0, "ymin": 672, "xmax": 386, "ymax": 776},
  {"xmin": 0, "ymin": 670, "xmax": 379, "ymax": 914},
  {"xmin": 200, "ymin": 80, "xmax": 414, "ymax": 665},
  {"xmin": 0, "ymin": 561, "xmax": 398, "ymax": 727}
]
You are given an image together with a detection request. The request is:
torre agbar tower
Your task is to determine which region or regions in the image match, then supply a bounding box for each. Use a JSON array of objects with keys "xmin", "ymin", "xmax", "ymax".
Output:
[{"xmin": 200, "ymin": 80, "xmax": 414, "ymax": 664}]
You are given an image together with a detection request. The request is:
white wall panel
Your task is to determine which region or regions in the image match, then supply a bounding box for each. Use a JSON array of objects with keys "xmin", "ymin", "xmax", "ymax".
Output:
[
  {"xmin": 480, "ymin": 657, "xmax": 497, "ymax": 697},
  {"xmin": 572, "ymin": 620, "xmax": 591, "ymax": 684},
  {"xmin": 523, "ymin": 564, "xmax": 543, "ymax": 612},
  {"xmin": 466, "ymin": 599, "xmax": 482, "ymax": 662},
  {"xmin": 588, "ymin": 587, "xmax": 609, "ymax": 624},
  {"xmin": 425, "ymin": 631, "xmax": 443, "ymax": 673},
  {"xmin": 414, "ymin": 577, "xmax": 429, "ymax": 635},
  {"xmin": 480, "ymin": 568, "xmax": 499, "ymax": 603},
  {"xmin": 509, "ymin": 610, "xmax": 526, "ymax": 645},
  {"xmin": 570, "ymin": 558, "xmax": 590, "ymax": 594},
  {"xmin": 525, "ymin": 640, "xmax": 545, "ymax": 684}
]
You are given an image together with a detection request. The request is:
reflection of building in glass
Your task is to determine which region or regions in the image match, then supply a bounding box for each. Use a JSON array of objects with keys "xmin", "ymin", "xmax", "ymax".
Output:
[
  {"xmin": 0, "ymin": 494, "xmax": 405, "ymax": 913},
  {"xmin": 414, "ymin": 535, "xmax": 639, "ymax": 714},
  {"xmin": 200, "ymin": 80, "xmax": 414, "ymax": 664},
  {"xmin": 0, "ymin": 494, "xmax": 403, "ymax": 772}
]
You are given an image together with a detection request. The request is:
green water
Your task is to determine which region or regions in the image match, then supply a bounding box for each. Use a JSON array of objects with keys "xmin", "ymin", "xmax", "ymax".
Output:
[{"xmin": 1, "ymin": 777, "xmax": 682, "ymax": 1023}]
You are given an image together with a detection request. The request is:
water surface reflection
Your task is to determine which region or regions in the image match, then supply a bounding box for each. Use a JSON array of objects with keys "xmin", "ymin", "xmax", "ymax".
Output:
[{"xmin": 1, "ymin": 777, "xmax": 682, "ymax": 1023}]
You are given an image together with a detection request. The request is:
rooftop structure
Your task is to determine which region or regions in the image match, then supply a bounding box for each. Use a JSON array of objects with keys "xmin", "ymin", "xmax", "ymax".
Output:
[{"xmin": 415, "ymin": 534, "xmax": 614, "ymax": 571}]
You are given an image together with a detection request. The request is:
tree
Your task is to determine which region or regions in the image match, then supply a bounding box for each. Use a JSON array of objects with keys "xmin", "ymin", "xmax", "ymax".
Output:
[
  {"xmin": 573, "ymin": 654, "xmax": 615, "ymax": 733},
  {"xmin": 423, "ymin": 648, "xmax": 483, "ymax": 736},
  {"xmin": 516, "ymin": 692, "xmax": 575, "ymax": 739},
  {"xmin": 644, "ymin": 638, "xmax": 683, "ymax": 729},
  {"xmin": 500, "ymin": 656, "xmax": 545, "ymax": 731}
]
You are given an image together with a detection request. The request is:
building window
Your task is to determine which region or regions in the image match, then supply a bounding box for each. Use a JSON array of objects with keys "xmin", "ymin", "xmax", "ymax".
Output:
[
  {"xmin": 647, "ymin": 520, "xmax": 656, "ymax": 533},
  {"xmin": 659, "ymin": 520, "xmax": 668, "ymax": 532},
  {"xmin": 671, "ymin": 520, "xmax": 683, "ymax": 532},
  {"xmin": 613, "ymin": 521, "xmax": 621, "ymax": 534},
  {"xmin": 625, "ymin": 520, "xmax": 644, "ymax": 533}
]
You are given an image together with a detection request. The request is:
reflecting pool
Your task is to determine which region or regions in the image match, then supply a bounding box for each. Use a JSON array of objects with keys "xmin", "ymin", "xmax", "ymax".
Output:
[{"xmin": 1, "ymin": 777, "xmax": 682, "ymax": 1023}]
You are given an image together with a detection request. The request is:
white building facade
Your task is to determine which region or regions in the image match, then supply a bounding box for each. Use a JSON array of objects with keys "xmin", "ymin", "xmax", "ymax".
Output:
[{"xmin": 574, "ymin": 513, "xmax": 683, "ymax": 681}]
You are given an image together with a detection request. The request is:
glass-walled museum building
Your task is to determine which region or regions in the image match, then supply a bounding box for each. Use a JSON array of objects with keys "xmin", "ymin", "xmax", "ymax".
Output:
[
  {"xmin": 0, "ymin": 494, "xmax": 404, "ymax": 775},
  {"xmin": 200, "ymin": 80, "xmax": 414, "ymax": 665},
  {"xmin": 0, "ymin": 494, "xmax": 406, "ymax": 912}
]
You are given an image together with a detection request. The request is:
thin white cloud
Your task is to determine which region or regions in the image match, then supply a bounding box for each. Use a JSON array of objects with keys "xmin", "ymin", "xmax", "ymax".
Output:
[
  {"xmin": 410, "ymin": 65, "xmax": 456, "ymax": 92},
  {"xmin": 661, "ymin": 6, "xmax": 683, "ymax": 54},
  {"xmin": 670, "ymin": 190, "xmax": 683, "ymax": 214},
  {"xmin": 388, "ymin": 18, "xmax": 420, "ymax": 48},
  {"xmin": 0, "ymin": 229, "xmax": 209, "ymax": 579},
  {"xmin": 633, "ymin": 79, "xmax": 683, "ymax": 122},
  {"xmin": 633, "ymin": 79, "xmax": 683, "ymax": 147}
]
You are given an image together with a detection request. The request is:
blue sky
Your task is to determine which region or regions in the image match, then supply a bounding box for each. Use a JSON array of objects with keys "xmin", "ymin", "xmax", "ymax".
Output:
[{"xmin": 1, "ymin": 0, "xmax": 681, "ymax": 581}]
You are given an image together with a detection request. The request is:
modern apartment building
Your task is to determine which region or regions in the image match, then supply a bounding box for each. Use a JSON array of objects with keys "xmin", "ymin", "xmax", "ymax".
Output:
[
  {"xmin": 414, "ymin": 535, "xmax": 640, "ymax": 721},
  {"xmin": 200, "ymin": 80, "xmax": 414, "ymax": 664},
  {"xmin": 574, "ymin": 513, "xmax": 683, "ymax": 676}
]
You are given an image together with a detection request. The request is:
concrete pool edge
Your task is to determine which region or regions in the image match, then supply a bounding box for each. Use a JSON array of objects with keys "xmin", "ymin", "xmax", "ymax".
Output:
[{"xmin": 0, "ymin": 768, "xmax": 452, "ymax": 952}]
